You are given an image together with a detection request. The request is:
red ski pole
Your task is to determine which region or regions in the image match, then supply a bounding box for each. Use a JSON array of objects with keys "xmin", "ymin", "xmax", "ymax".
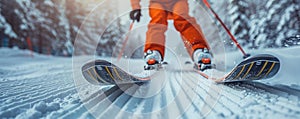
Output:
[
  {"xmin": 202, "ymin": 0, "xmax": 250, "ymax": 58},
  {"xmin": 117, "ymin": 21, "xmax": 134, "ymax": 61}
]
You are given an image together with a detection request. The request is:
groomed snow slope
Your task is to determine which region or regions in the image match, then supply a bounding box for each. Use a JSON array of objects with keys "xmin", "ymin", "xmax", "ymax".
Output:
[{"xmin": 0, "ymin": 47, "xmax": 300, "ymax": 119}]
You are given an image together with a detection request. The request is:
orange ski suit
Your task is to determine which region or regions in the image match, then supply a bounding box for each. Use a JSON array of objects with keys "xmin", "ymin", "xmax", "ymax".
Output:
[{"xmin": 131, "ymin": 0, "xmax": 209, "ymax": 59}]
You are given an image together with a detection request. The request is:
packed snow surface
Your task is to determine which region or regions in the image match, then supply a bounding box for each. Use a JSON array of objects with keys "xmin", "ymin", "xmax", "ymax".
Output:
[{"xmin": 0, "ymin": 47, "xmax": 300, "ymax": 119}]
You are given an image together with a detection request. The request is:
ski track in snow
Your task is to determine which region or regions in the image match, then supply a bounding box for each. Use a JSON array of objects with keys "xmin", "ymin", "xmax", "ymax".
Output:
[{"xmin": 0, "ymin": 48, "xmax": 300, "ymax": 119}]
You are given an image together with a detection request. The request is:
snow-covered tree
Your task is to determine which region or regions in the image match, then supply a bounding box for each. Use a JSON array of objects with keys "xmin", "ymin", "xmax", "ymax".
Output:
[
  {"xmin": 0, "ymin": 0, "xmax": 25, "ymax": 44},
  {"xmin": 226, "ymin": 0, "xmax": 254, "ymax": 49},
  {"xmin": 219, "ymin": 0, "xmax": 300, "ymax": 49},
  {"xmin": 95, "ymin": 0, "xmax": 126, "ymax": 57},
  {"xmin": 0, "ymin": 3, "xmax": 18, "ymax": 39},
  {"xmin": 0, "ymin": 0, "xmax": 73, "ymax": 55},
  {"xmin": 262, "ymin": 0, "xmax": 300, "ymax": 48},
  {"xmin": 1, "ymin": 0, "xmax": 127, "ymax": 56}
]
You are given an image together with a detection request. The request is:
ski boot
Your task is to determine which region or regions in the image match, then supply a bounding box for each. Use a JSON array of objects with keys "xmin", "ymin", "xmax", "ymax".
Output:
[
  {"xmin": 193, "ymin": 48, "xmax": 213, "ymax": 71},
  {"xmin": 144, "ymin": 50, "xmax": 163, "ymax": 70}
]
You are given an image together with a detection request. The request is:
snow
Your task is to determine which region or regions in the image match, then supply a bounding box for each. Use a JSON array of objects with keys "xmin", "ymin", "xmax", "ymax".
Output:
[
  {"xmin": 44, "ymin": 0, "xmax": 54, "ymax": 7},
  {"xmin": 1, "ymin": 47, "xmax": 300, "ymax": 118},
  {"xmin": 1, "ymin": 0, "xmax": 300, "ymax": 118}
]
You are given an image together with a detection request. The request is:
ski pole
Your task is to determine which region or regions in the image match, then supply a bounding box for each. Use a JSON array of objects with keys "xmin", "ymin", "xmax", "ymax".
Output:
[
  {"xmin": 202, "ymin": 0, "xmax": 250, "ymax": 58},
  {"xmin": 117, "ymin": 21, "xmax": 135, "ymax": 61}
]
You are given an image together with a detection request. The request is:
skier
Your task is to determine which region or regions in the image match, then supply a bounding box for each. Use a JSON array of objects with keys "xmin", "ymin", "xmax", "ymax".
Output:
[{"xmin": 130, "ymin": 0, "xmax": 212, "ymax": 70}]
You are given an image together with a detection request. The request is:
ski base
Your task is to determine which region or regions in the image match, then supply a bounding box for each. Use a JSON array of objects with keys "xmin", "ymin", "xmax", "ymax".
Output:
[
  {"xmin": 82, "ymin": 60, "xmax": 149, "ymax": 85},
  {"xmin": 197, "ymin": 54, "xmax": 280, "ymax": 83}
]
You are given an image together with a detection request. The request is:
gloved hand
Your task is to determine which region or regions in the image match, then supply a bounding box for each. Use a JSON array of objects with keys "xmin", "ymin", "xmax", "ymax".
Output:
[{"xmin": 130, "ymin": 9, "xmax": 142, "ymax": 22}]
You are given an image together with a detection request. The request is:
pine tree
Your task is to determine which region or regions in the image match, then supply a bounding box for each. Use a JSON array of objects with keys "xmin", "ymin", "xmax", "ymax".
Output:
[
  {"xmin": 226, "ymin": 0, "xmax": 253, "ymax": 49},
  {"xmin": 0, "ymin": 1, "xmax": 19, "ymax": 48},
  {"xmin": 95, "ymin": 0, "xmax": 125, "ymax": 57},
  {"xmin": 0, "ymin": 0, "xmax": 26, "ymax": 43},
  {"xmin": 0, "ymin": 0, "xmax": 72, "ymax": 55},
  {"xmin": 32, "ymin": 0, "xmax": 61, "ymax": 54},
  {"xmin": 264, "ymin": 0, "xmax": 300, "ymax": 48},
  {"xmin": 225, "ymin": 0, "xmax": 300, "ymax": 49}
]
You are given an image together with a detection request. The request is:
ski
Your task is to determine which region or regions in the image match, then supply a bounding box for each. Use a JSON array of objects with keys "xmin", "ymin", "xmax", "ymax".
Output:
[
  {"xmin": 82, "ymin": 54, "xmax": 280, "ymax": 85},
  {"xmin": 195, "ymin": 54, "xmax": 280, "ymax": 83},
  {"xmin": 81, "ymin": 60, "xmax": 151, "ymax": 85}
]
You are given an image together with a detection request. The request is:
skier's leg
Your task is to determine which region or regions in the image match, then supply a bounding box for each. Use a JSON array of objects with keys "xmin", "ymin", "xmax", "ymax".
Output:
[
  {"xmin": 172, "ymin": 0, "xmax": 212, "ymax": 70},
  {"xmin": 145, "ymin": 2, "xmax": 168, "ymax": 59},
  {"xmin": 172, "ymin": 0, "xmax": 209, "ymax": 58}
]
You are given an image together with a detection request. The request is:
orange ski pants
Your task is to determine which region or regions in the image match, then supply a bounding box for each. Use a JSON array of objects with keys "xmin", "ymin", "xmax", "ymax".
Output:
[{"xmin": 145, "ymin": 0, "xmax": 209, "ymax": 59}]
